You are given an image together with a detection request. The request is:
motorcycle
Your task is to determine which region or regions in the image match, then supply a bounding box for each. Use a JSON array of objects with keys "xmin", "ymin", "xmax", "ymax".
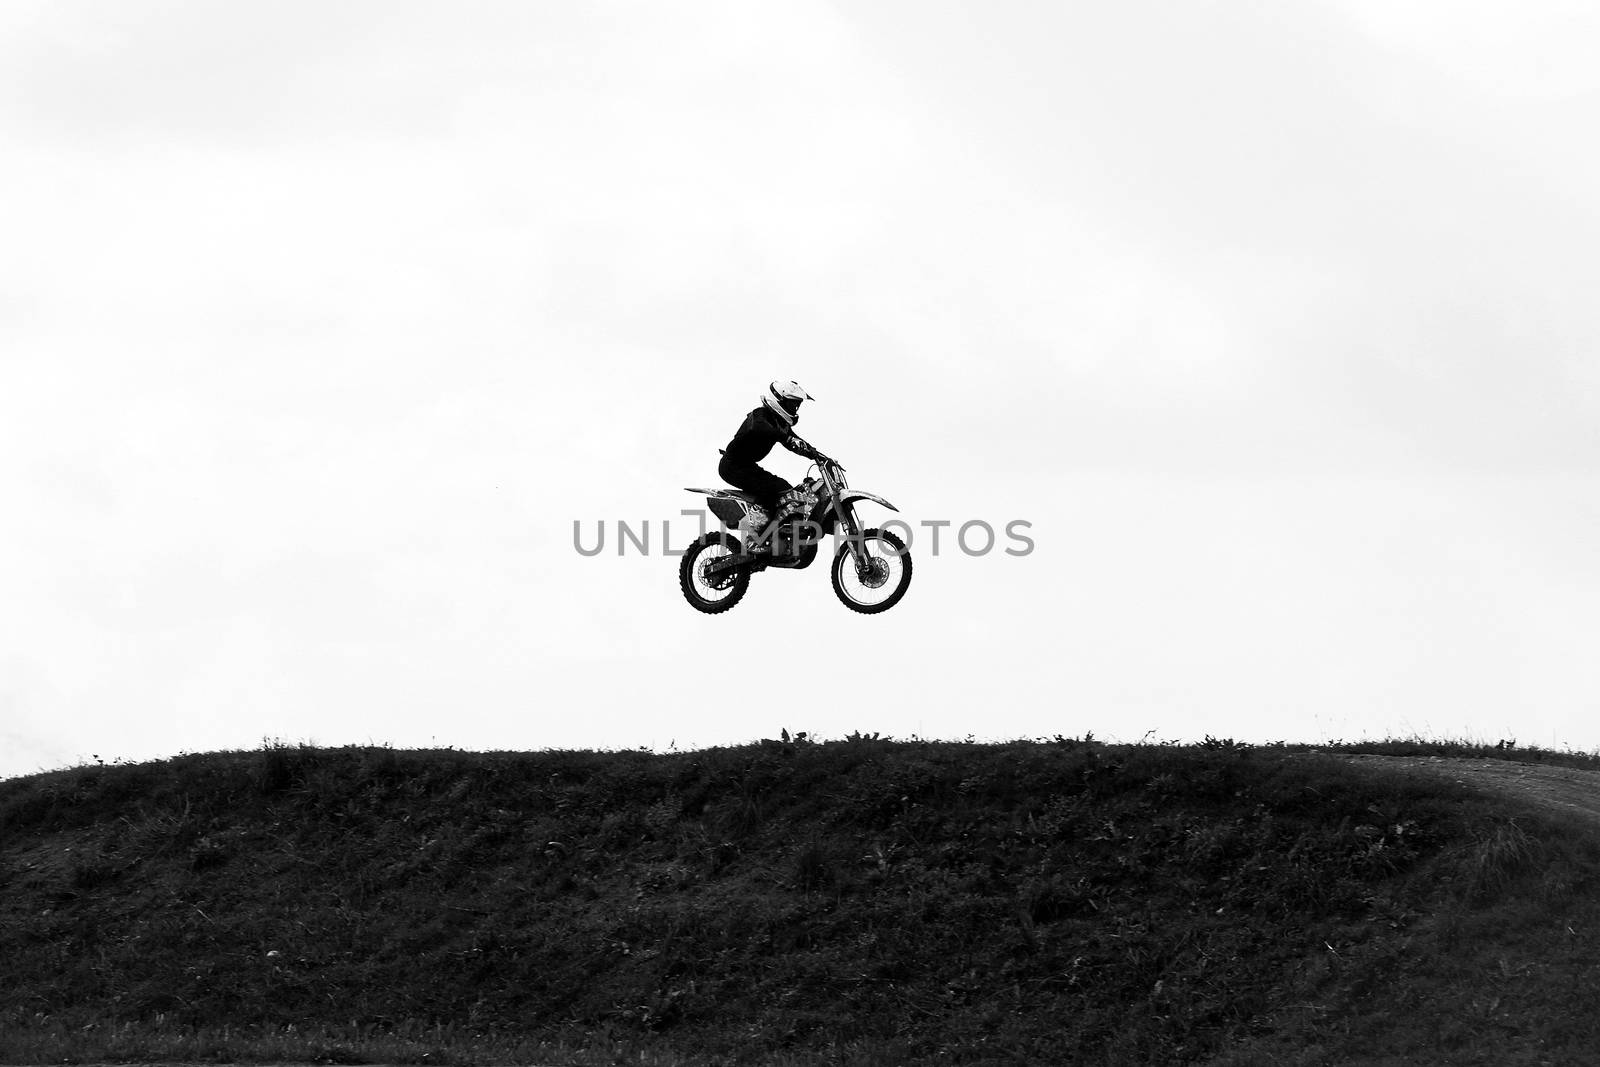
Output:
[{"xmin": 679, "ymin": 455, "xmax": 912, "ymax": 614}]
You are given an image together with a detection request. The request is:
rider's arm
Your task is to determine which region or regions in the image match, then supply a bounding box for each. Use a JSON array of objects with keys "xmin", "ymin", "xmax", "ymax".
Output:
[{"xmin": 781, "ymin": 432, "xmax": 824, "ymax": 461}]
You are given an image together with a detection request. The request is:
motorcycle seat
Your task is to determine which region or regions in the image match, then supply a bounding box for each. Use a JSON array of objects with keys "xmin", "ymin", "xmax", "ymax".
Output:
[{"xmin": 682, "ymin": 487, "xmax": 763, "ymax": 504}]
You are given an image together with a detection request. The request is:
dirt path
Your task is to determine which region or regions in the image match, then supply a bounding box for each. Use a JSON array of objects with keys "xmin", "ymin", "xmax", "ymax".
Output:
[{"xmin": 1335, "ymin": 754, "xmax": 1600, "ymax": 826}]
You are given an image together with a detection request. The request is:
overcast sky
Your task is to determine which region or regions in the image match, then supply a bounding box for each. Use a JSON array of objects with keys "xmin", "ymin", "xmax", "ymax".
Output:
[{"xmin": 4, "ymin": 1, "xmax": 1598, "ymax": 778}]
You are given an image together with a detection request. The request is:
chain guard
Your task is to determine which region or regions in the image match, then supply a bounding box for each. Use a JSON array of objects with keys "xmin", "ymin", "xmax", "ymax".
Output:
[{"xmin": 699, "ymin": 553, "xmax": 741, "ymax": 590}]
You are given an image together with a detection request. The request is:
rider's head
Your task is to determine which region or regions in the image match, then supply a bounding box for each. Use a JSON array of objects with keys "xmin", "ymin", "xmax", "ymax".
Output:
[{"xmin": 762, "ymin": 380, "xmax": 813, "ymax": 426}]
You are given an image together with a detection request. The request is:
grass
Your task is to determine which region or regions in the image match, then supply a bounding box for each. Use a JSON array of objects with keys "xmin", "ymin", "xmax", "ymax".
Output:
[{"xmin": 1, "ymin": 735, "xmax": 1598, "ymax": 1065}]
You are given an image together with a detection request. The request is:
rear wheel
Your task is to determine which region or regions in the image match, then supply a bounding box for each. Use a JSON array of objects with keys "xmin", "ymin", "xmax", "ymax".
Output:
[
  {"xmin": 679, "ymin": 532, "xmax": 750, "ymax": 614},
  {"xmin": 831, "ymin": 528, "xmax": 912, "ymax": 614}
]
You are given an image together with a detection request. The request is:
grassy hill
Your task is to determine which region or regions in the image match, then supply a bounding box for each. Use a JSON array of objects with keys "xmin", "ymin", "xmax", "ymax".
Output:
[{"xmin": 2, "ymin": 736, "xmax": 1599, "ymax": 1066}]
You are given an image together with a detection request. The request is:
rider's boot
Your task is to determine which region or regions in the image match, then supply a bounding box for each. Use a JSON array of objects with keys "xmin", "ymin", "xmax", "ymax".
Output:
[{"xmin": 739, "ymin": 509, "xmax": 771, "ymax": 554}]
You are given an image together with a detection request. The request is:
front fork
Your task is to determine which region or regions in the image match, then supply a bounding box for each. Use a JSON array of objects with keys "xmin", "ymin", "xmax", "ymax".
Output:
[
  {"xmin": 819, "ymin": 463, "xmax": 871, "ymax": 572},
  {"xmin": 832, "ymin": 500, "xmax": 870, "ymax": 570}
]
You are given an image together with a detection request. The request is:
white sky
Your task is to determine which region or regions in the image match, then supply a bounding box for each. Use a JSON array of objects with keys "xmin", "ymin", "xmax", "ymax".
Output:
[{"xmin": 4, "ymin": 1, "xmax": 1599, "ymax": 778}]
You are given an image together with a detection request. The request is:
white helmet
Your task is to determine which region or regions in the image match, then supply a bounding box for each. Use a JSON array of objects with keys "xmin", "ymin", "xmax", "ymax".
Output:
[{"xmin": 761, "ymin": 379, "xmax": 813, "ymax": 426}]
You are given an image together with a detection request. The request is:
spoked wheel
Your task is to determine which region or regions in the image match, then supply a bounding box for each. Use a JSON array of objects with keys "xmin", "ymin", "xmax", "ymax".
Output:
[
  {"xmin": 831, "ymin": 528, "xmax": 912, "ymax": 614},
  {"xmin": 679, "ymin": 531, "xmax": 751, "ymax": 614}
]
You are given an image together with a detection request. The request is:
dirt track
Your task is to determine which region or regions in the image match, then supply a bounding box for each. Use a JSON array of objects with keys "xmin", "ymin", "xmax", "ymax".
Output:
[{"xmin": 1334, "ymin": 754, "xmax": 1600, "ymax": 826}]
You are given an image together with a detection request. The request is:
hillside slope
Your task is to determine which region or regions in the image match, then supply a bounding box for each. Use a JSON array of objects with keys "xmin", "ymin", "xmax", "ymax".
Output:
[
  {"xmin": 2, "ymin": 739, "xmax": 1598, "ymax": 1066},
  {"xmin": 1336, "ymin": 752, "xmax": 1600, "ymax": 826}
]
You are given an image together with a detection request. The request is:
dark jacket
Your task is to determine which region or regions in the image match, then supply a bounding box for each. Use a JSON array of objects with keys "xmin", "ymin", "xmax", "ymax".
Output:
[{"xmin": 722, "ymin": 407, "xmax": 819, "ymax": 467}]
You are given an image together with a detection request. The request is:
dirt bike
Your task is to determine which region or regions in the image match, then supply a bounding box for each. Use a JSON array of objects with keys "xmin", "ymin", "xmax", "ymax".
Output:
[{"xmin": 679, "ymin": 455, "xmax": 912, "ymax": 614}]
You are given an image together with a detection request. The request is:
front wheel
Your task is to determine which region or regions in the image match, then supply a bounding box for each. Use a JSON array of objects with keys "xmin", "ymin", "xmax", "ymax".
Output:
[
  {"xmin": 831, "ymin": 528, "xmax": 912, "ymax": 614},
  {"xmin": 680, "ymin": 532, "xmax": 751, "ymax": 614}
]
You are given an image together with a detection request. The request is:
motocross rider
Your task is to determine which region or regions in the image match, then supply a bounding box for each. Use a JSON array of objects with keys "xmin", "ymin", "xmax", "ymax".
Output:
[{"xmin": 719, "ymin": 380, "xmax": 831, "ymax": 545}]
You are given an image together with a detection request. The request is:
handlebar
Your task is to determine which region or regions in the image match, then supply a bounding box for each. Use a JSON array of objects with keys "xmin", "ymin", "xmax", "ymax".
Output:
[{"xmin": 810, "ymin": 456, "xmax": 847, "ymax": 493}]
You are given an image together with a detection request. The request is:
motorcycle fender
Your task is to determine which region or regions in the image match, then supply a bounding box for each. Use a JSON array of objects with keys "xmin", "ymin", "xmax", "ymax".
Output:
[
  {"xmin": 812, "ymin": 490, "xmax": 898, "ymax": 535},
  {"xmin": 839, "ymin": 490, "xmax": 898, "ymax": 512}
]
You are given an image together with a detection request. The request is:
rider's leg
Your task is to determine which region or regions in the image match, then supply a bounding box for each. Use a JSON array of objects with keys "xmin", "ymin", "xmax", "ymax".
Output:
[
  {"xmin": 716, "ymin": 461, "xmax": 791, "ymax": 552},
  {"xmin": 716, "ymin": 458, "xmax": 791, "ymax": 514}
]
